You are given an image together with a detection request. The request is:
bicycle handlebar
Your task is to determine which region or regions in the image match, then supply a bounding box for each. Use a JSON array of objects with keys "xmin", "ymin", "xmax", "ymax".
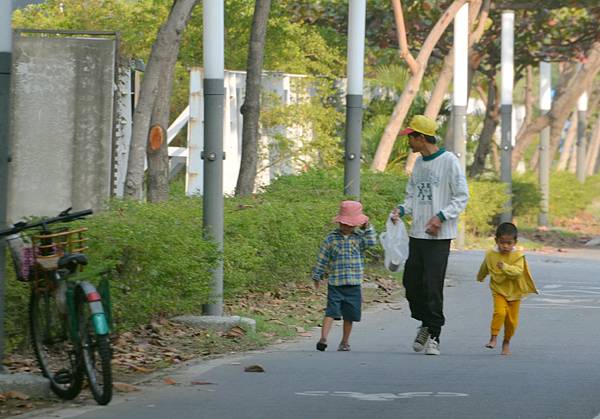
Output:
[{"xmin": 0, "ymin": 208, "xmax": 93, "ymax": 237}]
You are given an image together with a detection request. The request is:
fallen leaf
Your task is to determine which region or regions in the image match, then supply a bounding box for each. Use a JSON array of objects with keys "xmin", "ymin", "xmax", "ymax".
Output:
[
  {"xmin": 226, "ymin": 326, "xmax": 247, "ymax": 338},
  {"xmin": 5, "ymin": 391, "xmax": 29, "ymax": 400},
  {"xmin": 163, "ymin": 377, "xmax": 178, "ymax": 385},
  {"xmin": 190, "ymin": 380, "xmax": 215, "ymax": 385},
  {"xmin": 244, "ymin": 364, "xmax": 265, "ymax": 373},
  {"xmin": 298, "ymin": 332, "xmax": 312, "ymax": 337},
  {"xmin": 113, "ymin": 382, "xmax": 140, "ymax": 393},
  {"xmin": 126, "ymin": 364, "xmax": 156, "ymax": 373}
]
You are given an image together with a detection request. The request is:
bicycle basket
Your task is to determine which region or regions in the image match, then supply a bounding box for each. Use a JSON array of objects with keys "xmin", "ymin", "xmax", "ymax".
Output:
[
  {"xmin": 7, "ymin": 233, "xmax": 35, "ymax": 281},
  {"xmin": 31, "ymin": 228, "xmax": 89, "ymax": 272}
]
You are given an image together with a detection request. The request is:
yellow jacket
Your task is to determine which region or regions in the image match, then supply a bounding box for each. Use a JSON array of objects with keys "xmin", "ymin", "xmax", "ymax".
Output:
[{"xmin": 477, "ymin": 249, "xmax": 538, "ymax": 301}]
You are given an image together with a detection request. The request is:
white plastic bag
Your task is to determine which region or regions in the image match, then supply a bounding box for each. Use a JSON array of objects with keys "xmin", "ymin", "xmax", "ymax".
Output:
[{"xmin": 379, "ymin": 217, "xmax": 409, "ymax": 272}]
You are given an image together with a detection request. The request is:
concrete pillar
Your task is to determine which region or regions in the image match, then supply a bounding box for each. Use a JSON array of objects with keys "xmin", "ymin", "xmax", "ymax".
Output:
[
  {"xmin": 344, "ymin": 0, "xmax": 366, "ymax": 198},
  {"xmin": 500, "ymin": 11, "xmax": 514, "ymax": 223},
  {"xmin": 202, "ymin": 0, "xmax": 224, "ymax": 316}
]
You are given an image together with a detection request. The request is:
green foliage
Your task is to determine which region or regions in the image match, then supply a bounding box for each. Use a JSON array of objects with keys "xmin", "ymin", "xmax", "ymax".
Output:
[
  {"xmin": 512, "ymin": 173, "xmax": 542, "ymax": 221},
  {"xmin": 511, "ymin": 171, "xmax": 600, "ymax": 224},
  {"xmin": 549, "ymin": 172, "xmax": 600, "ymax": 218},
  {"xmin": 82, "ymin": 199, "xmax": 218, "ymax": 328},
  {"xmin": 12, "ymin": 0, "xmax": 169, "ymax": 58},
  {"xmin": 260, "ymin": 78, "xmax": 344, "ymax": 169},
  {"xmin": 465, "ymin": 180, "xmax": 508, "ymax": 235}
]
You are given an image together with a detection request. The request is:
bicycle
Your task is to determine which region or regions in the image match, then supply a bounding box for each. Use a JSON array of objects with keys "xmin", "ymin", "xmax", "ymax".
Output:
[{"xmin": 0, "ymin": 208, "xmax": 113, "ymax": 405}]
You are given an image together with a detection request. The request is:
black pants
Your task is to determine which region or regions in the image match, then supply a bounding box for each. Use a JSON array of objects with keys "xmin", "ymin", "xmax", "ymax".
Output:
[{"xmin": 402, "ymin": 237, "xmax": 451, "ymax": 339}]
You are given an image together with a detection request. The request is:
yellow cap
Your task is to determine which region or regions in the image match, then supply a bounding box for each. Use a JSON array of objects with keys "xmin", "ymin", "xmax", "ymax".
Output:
[{"xmin": 399, "ymin": 115, "xmax": 438, "ymax": 137}]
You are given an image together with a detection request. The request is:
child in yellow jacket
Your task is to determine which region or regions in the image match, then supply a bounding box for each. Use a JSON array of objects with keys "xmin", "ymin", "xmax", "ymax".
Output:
[{"xmin": 477, "ymin": 222, "xmax": 538, "ymax": 355}]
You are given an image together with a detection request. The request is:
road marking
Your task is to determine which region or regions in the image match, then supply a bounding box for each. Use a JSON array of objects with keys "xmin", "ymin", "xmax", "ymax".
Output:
[
  {"xmin": 524, "ymin": 283, "xmax": 600, "ymax": 309},
  {"xmin": 295, "ymin": 391, "xmax": 468, "ymax": 401}
]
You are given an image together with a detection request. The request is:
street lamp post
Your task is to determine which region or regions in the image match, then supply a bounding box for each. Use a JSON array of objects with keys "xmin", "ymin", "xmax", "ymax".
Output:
[
  {"xmin": 577, "ymin": 90, "xmax": 588, "ymax": 184},
  {"xmin": 344, "ymin": 0, "xmax": 366, "ymax": 198},
  {"xmin": 453, "ymin": 3, "xmax": 468, "ymax": 248},
  {"xmin": 500, "ymin": 10, "xmax": 514, "ymax": 223},
  {"xmin": 0, "ymin": 0, "xmax": 13, "ymax": 370},
  {"xmin": 538, "ymin": 62, "xmax": 551, "ymax": 227},
  {"xmin": 201, "ymin": 0, "xmax": 225, "ymax": 316}
]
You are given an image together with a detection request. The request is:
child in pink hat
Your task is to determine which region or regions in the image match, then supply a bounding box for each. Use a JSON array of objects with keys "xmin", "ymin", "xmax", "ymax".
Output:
[{"xmin": 312, "ymin": 200, "xmax": 377, "ymax": 351}]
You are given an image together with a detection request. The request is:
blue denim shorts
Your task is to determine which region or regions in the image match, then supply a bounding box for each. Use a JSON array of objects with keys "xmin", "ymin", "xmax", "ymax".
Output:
[{"xmin": 325, "ymin": 285, "xmax": 362, "ymax": 322}]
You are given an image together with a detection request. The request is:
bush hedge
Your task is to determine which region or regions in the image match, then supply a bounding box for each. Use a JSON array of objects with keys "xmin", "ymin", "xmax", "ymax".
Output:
[{"xmin": 5, "ymin": 168, "xmax": 599, "ymax": 350}]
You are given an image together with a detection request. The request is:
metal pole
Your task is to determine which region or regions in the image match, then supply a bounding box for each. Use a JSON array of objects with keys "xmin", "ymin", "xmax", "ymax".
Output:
[
  {"xmin": 453, "ymin": 3, "xmax": 468, "ymax": 248},
  {"xmin": 577, "ymin": 90, "xmax": 588, "ymax": 184},
  {"xmin": 538, "ymin": 62, "xmax": 551, "ymax": 227},
  {"xmin": 0, "ymin": 0, "xmax": 13, "ymax": 372},
  {"xmin": 344, "ymin": 0, "xmax": 366, "ymax": 198},
  {"xmin": 500, "ymin": 11, "xmax": 514, "ymax": 223},
  {"xmin": 202, "ymin": 0, "xmax": 224, "ymax": 316}
]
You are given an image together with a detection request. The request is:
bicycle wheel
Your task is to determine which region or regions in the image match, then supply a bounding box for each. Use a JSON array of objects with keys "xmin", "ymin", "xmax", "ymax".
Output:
[
  {"xmin": 76, "ymin": 285, "xmax": 112, "ymax": 405},
  {"xmin": 29, "ymin": 276, "xmax": 84, "ymax": 399}
]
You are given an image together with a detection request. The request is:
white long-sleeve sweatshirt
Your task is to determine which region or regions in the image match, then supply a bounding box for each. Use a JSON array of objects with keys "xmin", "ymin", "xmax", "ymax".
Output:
[{"xmin": 398, "ymin": 149, "xmax": 469, "ymax": 240}]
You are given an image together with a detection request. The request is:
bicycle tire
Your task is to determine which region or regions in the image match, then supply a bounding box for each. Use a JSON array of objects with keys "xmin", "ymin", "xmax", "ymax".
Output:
[
  {"xmin": 29, "ymin": 276, "xmax": 84, "ymax": 400},
  {"xmin": 76, "ymin": 286, "xmax": 112, "ymax": 405}
]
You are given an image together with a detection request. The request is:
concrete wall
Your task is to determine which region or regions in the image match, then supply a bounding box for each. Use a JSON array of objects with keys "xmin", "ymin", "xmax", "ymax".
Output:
[{"xmin": 8, "ymin": 35, "xmax": 115, "ymax": 220}]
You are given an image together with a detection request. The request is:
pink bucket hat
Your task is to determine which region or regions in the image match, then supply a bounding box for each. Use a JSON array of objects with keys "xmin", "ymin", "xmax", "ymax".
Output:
[{"xmin": 333, "ymin": 200, "xmax": 369, "ymax": 226}]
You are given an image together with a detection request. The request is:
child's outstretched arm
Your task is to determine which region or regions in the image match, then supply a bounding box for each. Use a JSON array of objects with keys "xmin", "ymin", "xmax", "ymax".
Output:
[{"xmin": 476, "ymin": 259, "xmax": 489, "ymax": 282}]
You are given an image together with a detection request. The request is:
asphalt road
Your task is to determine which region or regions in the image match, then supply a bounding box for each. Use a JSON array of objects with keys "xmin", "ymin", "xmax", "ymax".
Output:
[{"xmin": 25, "ymin": 248, "xmax": 600, "ymax": 419}]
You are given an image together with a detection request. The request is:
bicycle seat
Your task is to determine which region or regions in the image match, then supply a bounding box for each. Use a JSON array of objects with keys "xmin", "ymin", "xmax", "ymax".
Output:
[{"xmin": 58, "ymin": 253, "xmax": 88, "ymax": 273}]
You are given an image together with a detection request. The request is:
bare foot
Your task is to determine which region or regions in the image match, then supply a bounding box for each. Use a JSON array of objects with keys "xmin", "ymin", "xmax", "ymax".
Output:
[
  {"xmin": 485, "ymin": 336, "xmax": 497, "ymax": 349},
  {"xmin": 501, "ymin": 341, "xmax": 511, "ymax": 355}
]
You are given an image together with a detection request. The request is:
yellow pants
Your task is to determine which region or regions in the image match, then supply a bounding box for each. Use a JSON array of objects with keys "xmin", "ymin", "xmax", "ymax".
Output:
[{"xmin": 490, "ymin": 293, "xmax": 521, "ymax": 340}]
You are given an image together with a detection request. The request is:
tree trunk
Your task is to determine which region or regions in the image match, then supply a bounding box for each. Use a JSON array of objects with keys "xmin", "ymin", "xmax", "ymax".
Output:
[
  {"xmin": 404, "ymin": 0, "xmax": 488, "ymax": 173},
  {"xmin": 556, "ymin": 112, "xmax": 577, "ymax": 171},
  {"xmin": 491, "ymin": 141, "xmax": 500, "ymax": 174},
  {"xmin": 391, "ymin": 0, "xmax": 419, "ymax": 75},
  {"xmin": 568, "ymin": 130, "xmax": 578, "ymax": 173},
  {"xmin": 146, "ymin": 48, "xmax": 178, "ymax": 202},
  {"xmin": 516, "ymin": 66, "xmax": 534, "ymax": 168},
  {"xmin": 469, "ymin": 80, "xmax": 499, "ymax": 176},
  {"xmin": 370, "ymin": 0, "xmax": 468, "ymax": 172},
  {"xmin": 586, "ymin": 115, "xmax": 600, "ymax": 176},
  {"xmin": 511, "ymin": 41, "xmax": 600, "ymax": 167},
  {"xmin": 235, "ymin": 0, "xmax": 272, "ymax": 197},
  {"xmin": 124, "ymin": 0, "xmax": 198, "ymax": 200}
]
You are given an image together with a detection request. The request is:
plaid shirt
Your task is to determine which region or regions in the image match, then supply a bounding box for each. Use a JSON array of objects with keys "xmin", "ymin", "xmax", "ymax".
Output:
[{"xmin": 312, "ymin": 225, "xmax": 377, "ymax": 286}]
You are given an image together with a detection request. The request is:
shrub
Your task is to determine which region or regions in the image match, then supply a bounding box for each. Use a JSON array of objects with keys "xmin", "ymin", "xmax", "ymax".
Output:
[{"xmin": 465, "ymin": 180, "xmax": 508, "ymax": 235}]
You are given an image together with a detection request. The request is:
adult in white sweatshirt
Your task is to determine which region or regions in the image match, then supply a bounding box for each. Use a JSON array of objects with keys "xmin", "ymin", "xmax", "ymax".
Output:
[{"xmin": 391, "ymin": 115, "xmax": 469, "ymax": 356}]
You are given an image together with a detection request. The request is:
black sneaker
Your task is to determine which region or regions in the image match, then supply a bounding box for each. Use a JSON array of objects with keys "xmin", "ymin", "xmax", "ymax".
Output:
[
  {"xmin": 413, "ymin": 326, "xmax": 429, "ymax": 352},
  {"xmin": 316, "ymin": 340, "xmax": 327, "ymax": 351}
]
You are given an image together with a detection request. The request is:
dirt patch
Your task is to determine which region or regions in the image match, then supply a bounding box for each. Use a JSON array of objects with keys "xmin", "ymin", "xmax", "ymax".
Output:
[{"xmin": 520, "ymin": 211, "xmax": 600, "ymax": 250}]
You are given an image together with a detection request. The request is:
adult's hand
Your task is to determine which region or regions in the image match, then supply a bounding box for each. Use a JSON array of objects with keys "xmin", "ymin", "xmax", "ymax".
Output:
[
  {"xmin": 390, "ymin": 208, "xmax": 400, "ymax": 224},
  {"xmin": 425, "ymin": 215, "xmax": 442, "ymax": 236}
]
